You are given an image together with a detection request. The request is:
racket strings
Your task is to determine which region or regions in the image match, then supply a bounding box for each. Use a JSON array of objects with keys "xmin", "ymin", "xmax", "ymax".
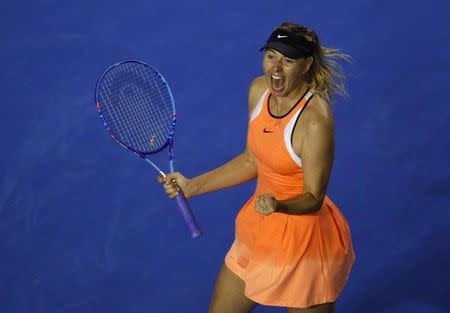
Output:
[{"xmin": 98, "ymin": 62, "xmax": 174, "ymax": 153}]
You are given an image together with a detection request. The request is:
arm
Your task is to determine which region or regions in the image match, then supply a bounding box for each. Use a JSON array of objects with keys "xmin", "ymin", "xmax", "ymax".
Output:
[
  {"xmin": 190, "ymin": 76, "xmax": 267, "ymax": 196},
  {"xmin": 277, "ymin": 105, "xmax": 335, "ymax": 214},
  {"xmin": 189, "ymin": 147, "xmax": 257, "ymax": 197},
  {"xmin": 160, "ymin": 77, "xmax": 267, "ymax": 198}
]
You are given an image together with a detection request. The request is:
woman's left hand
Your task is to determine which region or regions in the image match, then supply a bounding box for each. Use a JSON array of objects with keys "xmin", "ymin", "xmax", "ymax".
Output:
[{"xmin": 255, "ymin": 193, "xmax": 278, "ymax": 215}]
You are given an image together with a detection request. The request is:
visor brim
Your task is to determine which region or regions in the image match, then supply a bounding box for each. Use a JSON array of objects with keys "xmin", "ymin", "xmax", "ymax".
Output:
[{"xmin": 260, "ymin": 41, "xmax": 309, "ymax": 59}]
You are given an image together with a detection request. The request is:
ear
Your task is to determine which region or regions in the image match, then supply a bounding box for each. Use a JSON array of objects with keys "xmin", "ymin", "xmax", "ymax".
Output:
[{"xmin": 303, "ymin": 56, "xmax": 313, "ymax": 74}]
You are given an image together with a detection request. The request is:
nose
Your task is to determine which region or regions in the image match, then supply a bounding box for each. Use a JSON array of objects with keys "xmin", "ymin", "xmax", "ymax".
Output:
[{"xmin": 270, "ymin": 57, "xmax": 283, "ymax": 70}]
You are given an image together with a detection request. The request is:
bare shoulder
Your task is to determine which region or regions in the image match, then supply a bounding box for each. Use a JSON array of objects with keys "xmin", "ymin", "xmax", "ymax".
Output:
[
  {"xmin": 292, "ymin": 93, "xmax": 335, "ymax": 158},
  {"xmin": 248, "ymin": 76, "xmax": 268, "ymax": 112},
  {"xmin": 301, "ymin": 94, "xmax": 335, "ymax": 133}
]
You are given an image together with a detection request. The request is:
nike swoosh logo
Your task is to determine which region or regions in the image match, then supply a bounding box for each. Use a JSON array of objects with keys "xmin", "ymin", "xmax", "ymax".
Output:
[
  {"xmin": 277, "ymin": 35, "xmax": 288, "ymax": 39},
  {"xmin": 263, "ymin": 128, "xmax": 274, "ymax": 133}
]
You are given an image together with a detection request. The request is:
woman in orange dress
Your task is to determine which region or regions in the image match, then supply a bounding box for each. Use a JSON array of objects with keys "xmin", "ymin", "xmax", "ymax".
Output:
[{"xmin": 159, "ymin": 22, "xmax": 355, "ymax": 313}]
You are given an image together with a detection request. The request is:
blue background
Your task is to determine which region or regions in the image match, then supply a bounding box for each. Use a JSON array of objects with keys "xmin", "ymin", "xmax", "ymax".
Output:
[{"xmin": 1, "ymin": 0, "xmax": 450, "ymax": 312}]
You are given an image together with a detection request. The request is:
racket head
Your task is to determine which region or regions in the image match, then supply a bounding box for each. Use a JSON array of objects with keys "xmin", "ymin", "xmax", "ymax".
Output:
[{"xmin": 95, "ymin": 60, "xmax": 176, "ymax": 155}]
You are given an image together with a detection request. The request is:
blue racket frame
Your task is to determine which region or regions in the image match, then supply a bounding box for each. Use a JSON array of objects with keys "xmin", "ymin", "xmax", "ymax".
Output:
[{"xmin": 95, "ymin": 60, "xmax": 202, "ymax": 239}]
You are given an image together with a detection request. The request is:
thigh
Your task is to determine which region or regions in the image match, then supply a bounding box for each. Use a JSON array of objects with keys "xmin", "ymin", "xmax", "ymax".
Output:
[
  {"xmin": 208, "ymin": 264, "xmax": 258, "ymax": 313},
  {"xmin": 287, "ymin": 302, "xmax": 335, "ymax": 313}
]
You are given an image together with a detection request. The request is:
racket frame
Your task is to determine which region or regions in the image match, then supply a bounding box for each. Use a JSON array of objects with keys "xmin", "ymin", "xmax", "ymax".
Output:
[{"xmin": 95, "ymin": 60, "xmax": 202, "ymax": 239}]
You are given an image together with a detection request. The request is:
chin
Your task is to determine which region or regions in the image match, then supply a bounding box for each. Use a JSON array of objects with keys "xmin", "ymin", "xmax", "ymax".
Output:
[{"xmin": 270, "ymin": 87, "xmax": 286, "ymax": 97}]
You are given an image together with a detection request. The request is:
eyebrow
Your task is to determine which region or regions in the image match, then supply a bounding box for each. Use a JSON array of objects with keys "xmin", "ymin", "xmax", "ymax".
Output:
[{"xmin": 265, "ymin": 49, "xmax": 296, "ymax": 61}]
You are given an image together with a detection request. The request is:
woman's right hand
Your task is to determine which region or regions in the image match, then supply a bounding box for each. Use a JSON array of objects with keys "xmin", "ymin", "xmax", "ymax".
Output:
[{"xmin": 157, "ymin": 172, "xmax": 194, "ymax": 199}]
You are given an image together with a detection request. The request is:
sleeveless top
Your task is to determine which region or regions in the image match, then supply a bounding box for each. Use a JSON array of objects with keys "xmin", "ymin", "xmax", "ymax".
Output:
[{"xmin": 224, "ymin": 88, "xmax": 355, "ymax": 308}]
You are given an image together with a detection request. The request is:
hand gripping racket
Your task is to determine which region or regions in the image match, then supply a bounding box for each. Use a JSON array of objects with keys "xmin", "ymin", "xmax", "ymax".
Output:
[{"xmin": 95, "ymin": 60, "xmax": 202, "ymax": 239}]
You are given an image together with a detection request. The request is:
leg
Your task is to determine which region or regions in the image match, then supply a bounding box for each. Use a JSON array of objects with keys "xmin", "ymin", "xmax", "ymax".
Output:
[
  {"xmin": 287, "ymin": 302, "xmax": 335, "ymax": 313},
  {"xmin": 208, "ymin": 264, "xmax": 258, "ymax": 313}
]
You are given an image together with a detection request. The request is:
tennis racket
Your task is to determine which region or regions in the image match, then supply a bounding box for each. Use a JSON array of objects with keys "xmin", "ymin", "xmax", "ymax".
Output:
[{"xmin": 95, "ymin": 60, "xmax": 202, "ymax": 239}]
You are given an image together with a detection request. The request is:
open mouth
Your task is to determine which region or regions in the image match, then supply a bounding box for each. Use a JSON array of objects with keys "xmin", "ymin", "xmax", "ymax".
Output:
[{"xmin": 271, "ymin": 75, "xmax": 285, "ymax": 92}]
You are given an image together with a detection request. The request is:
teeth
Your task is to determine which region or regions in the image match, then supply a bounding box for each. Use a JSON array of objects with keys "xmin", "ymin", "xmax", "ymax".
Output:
[{"xmin": 272, "ymin": 75, "xmax": 282, "ymax": 80}]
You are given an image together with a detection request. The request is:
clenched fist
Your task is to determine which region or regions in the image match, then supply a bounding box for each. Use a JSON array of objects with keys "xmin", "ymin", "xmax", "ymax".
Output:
[{"xmin": 255, "ymin": 193, "xmax": 278, "ymax": 215}]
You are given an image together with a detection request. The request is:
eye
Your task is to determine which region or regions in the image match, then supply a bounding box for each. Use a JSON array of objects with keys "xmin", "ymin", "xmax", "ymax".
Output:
[{"xmin": 283, "ymin": 58, "xmax": 295, "ymax": 65}]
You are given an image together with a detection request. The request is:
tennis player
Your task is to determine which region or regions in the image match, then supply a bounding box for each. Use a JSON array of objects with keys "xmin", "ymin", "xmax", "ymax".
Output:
[{"xmin": 159, "ymin": 22, "xmax": 355, "ymax": 313}]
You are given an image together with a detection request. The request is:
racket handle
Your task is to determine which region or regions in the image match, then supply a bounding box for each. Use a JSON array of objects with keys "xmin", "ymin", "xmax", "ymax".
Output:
[{"xmin": 174, "ymin": 192, "xmax": 202, "ymax": 239}]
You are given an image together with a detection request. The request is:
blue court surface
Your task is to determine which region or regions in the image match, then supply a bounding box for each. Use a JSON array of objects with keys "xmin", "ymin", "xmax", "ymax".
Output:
[{"xmin": 1, "ymin": 1, "xmax": 450, "ymax": 312}]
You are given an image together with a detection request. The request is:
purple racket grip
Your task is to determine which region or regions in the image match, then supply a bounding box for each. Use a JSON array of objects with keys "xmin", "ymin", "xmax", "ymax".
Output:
[{"xmin": 174, "ymin": 192, "xmax": 202, "ymax": 239}]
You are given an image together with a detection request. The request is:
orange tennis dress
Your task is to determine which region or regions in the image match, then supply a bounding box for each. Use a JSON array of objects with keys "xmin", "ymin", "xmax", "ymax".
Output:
[{"xmin": 224, "ymin": 89, "xmax": 355, "ymax": 308}]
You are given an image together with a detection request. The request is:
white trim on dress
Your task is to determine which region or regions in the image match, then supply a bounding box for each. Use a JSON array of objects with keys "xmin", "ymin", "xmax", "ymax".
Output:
[{"xmin": 249, "ymin": 89, "xmax": 269, "ymax": 122}]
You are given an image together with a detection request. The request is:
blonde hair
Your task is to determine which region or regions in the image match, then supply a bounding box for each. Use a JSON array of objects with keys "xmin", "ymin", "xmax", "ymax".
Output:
[{"xmin": 276, "ymin": 22, "xmax": 350, "ymax": 103}]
